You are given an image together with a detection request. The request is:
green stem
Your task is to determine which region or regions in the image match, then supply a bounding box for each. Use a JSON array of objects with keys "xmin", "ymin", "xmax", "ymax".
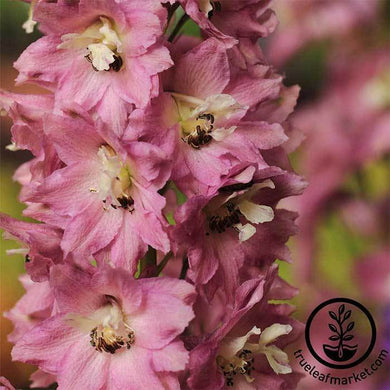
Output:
[
  {"xmin": 140, "ymin": 246, "xmax": 156, "ymax": 272},
  {"xmin": 168, "ymin": 13, "xmax": 190, "ymax": 42},
  {"xmin": 156, "ymin": 251, "xmax": 173, "ymax": 275},
  {"xmin": 179, "ymin": 256, "xmax": 189, "ymax": 279},
  {"xmin": 166, "ymin": 2, "xmax": 180, "ymax": 29}
]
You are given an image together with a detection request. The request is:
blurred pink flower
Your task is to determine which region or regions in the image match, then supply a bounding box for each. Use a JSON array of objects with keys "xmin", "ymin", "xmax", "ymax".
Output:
[
  {"xmin": 268, "ymin": 0, "xmax": 379, "ymax": 66},
  {"xmin": 355, "ymin": 249, "xmax": 390, "ymax": 302},
  {"xmin": 292, "ymin": 49, "xmax": 390, "ymax": 281}
]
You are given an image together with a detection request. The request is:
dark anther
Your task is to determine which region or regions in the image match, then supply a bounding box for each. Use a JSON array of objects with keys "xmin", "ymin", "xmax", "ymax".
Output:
[
  {"xmin": 109, "ymin": 55, "xmax": 123, "ymax": 72},
  {"xmin": 208, "ymin": 1, "xmax": 222, "ymax": 18},
  {"xmin": 25, "ymin": 254, "xmax": 31, "ymax": 263},
  {"xmin": 108, "ymin": 196, "xmax": 135, "ymax": 212},
  {"xmin": 117, "ymin": 196, "xmax": 135, "ymax": 212},
  {"xmin": 185, "ymin": 131, "xmax": 213, "ymax": 149},
  {"xmin": 183, "ymin": 112, "xmax": 215, "ymax": 149},
  {"xmin": 197, "ymin": 113, "xmax": 215, "ymax": 124},
  {"xmin": 208, "ymin": 203, "xmax": 241, "ymax": 233}
]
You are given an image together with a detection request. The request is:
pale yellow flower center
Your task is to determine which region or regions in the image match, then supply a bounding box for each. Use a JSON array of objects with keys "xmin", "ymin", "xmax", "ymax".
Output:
[
  {"xmin": 216, "ymin": 324, "xmax": 293, "ymax": 387},
  {"xmin": 89, "ymin": 145, "xmax": 134, "ymax": 211},
  {"xmin": 58, "ymin": 17, "xmax": 123, "ymax": 72},
  {"xmin": 172, "ymin": 93, "xmax": 244, "ymax": 150},
  {"xmin": 68, "ymin": 296, "xmax": 135, "ymax": 355}
]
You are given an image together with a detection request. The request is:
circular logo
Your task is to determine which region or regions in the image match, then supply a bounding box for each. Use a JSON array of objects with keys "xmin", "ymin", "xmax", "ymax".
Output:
[{"xmin": 305, "ymin": 298, "xmax": 376, "ymax": 369}]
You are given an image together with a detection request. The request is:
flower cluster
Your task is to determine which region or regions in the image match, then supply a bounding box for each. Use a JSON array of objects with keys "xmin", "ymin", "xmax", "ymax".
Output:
[{"xmin": 1, "ymin": 1, "xmax": 305, "ymax": 389}]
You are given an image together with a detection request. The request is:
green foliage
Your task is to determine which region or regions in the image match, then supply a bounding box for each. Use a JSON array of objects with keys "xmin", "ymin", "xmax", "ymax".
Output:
[
  {"xmin": 1, "ymin": 0, "xmax": 42, "ymax": 56},
  {"xmin": 0, "ymin": 163, "xmax": 27, "ymax": 303},
  {"xmin": 283, "ymin": 42, "xmax": 328, "ymax": 103}
]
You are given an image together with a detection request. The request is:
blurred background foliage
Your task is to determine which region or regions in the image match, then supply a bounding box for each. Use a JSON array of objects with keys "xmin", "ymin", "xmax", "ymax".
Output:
[{"xmin": 1, "ymin": 0, "xmax": 389, "ymax": 388}]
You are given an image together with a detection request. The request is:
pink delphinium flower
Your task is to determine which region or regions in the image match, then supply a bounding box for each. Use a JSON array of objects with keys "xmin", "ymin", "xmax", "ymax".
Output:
[
  {"xmin": 171, "ymin": 168, "xmax": 304, "ymax": 301},
  {"xmin": 5, "ymin": 275, "xmax": 54, "ymax": 343},
  {"xmin": 0, "ymin": 91, "xmax": 53, "ymax": 156},
  {"xmin": 2, "ymin": 0, "xmax": 306, "ymax": 388},
  {"xmin": 130, "ymin": 38, "xmax": 289, "ymax": 196},
  {"xmin": 13, "ymin": 265, "xmax": 196, "ymax": 389},
  {"xmin": 25, "ymin": 109, "xmax": 171, "ymax": 272},
  {"xmin": 15, "ymin": 0, "xmax": 173, "ymax": 131}
]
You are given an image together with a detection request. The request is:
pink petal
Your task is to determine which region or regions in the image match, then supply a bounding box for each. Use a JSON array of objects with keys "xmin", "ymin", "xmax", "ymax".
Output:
[
  {"xmin": 57, "ymin": 336, "xmax": 109, "ymax": 390},
  {"xmin": 56, "ymin": 56, "xmax": 109, "ymax": 111},
  {"xmin": 14, "ymin": 36, "xmax": 72, "ymax": 88},
  {"xmin": 111, "ymin": 348, "xmax": 166, "ymax": 390},
  {"xmin": 12, "ymin": 316, "xmax": 81, "ymax": 373},
  {"xmin": 128, "ymin": 278, "xmax": 195, "ymax": 349},
  {"xmin": 30, "ymin": 164, "xmax": 100, "ymax": 218},
  {"xmin": 152, "ymin": 340, "xmax": 189, "ymax": 372},
  {"xmin": 44, "ymin": 113, "xmax": 103, "ymax": 165},
  {"xmin": 173, "ymin": 39, "xmax": 230, "ymax": 99},
  {"xmin": 61, "ymin": 201, "xmax": 122, "ymax": 258}
]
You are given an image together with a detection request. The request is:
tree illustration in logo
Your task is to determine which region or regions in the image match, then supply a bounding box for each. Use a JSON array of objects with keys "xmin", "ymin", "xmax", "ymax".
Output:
[{"xmin": 323, "ymin": 304, "xmax": 358, "ymax": 362}]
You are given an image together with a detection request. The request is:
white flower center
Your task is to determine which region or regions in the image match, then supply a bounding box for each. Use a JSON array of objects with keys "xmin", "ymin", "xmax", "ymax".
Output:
[
  {"xmin": 68, "ymin": 295, "xmax": 135, "ymax": 354},
  {"xmin": 217, "ymin": 324, "xmax": 292, "ymax": 387},
  {"xmin": 90, "ymin": 145, "xmax": 134, "ymax": 211},
  {"xmin": 205, "ymin": 180, "xmax": 275, "ymax": 241},
  {"xmin": 58, "ymin": 17, "xmax": 123, "ymax": 72},
  {"xmin": 172, "ymin": 93, "xmax": 244, "ymax": 149}
]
